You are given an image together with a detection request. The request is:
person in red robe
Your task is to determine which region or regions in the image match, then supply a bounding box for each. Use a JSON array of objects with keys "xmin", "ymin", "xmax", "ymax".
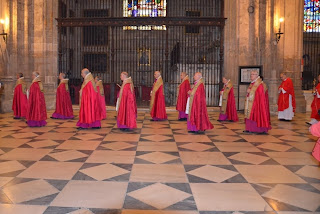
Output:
[
  {"xmin": 308, "ymin": 74, "xmax": 320, "ymax": 125},
  {"xmin": 51, "ymin": 73, "xmax": 74, "ymax": 119},
  {"xmin": 26, "ymin": 72, "xmax": 47, "ymax": 127},
  {"xmin": 310, "ymin": 121, "xmax": 320, "ymax": 162},
  {"xmin": 244, "ymin": 71, "xmax": 271, "ymax": 134},
  {"xmin": 278, "ymin": 73, "xmax": 296, "ymax": 121},
  {"xmin": 186, "ymin": 72, "xmax": 213, "ymax": 132},
  {"xmin": 150, "ymin": 71, "xmax": 167, "ymax": 121},
  {"xmin": 218, "ymin": 77, "xmax": 238, "ymax": 122},
  {"xmin": 76, "ymin": 68, "xmax": 101, "ymax": 129},
  {"xmin": 12, "ymin": 73, "xmax": 28, "ymax": 119},
  {"xmin": 116, "ymin": 72, "xmax": 137, "ymax": 130},
  {"xmin": 95, "ymin": 76, "xmax": 106, "ymax": 120},
  {"xmin": 176, "ymin": 72, "xmax": 191, "ymax": 121}
]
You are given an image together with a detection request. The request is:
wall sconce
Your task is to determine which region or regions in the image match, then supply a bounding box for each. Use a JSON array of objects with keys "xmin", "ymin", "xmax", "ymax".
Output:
[
  {"xmin": 0, "ymin": 19, "xmax": 8, "ymax": 43},
  {"xmin": 275, "ymin": 17, "xmax": 284, "ymax": 44}
]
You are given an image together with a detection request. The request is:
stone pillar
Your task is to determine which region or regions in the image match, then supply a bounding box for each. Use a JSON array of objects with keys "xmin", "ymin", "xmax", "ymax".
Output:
[
  {"xmin": 224, "ymin": 0, "xmax": 240, "ymax": 108},
  {"xmin": 280, "ymin": 0, "xmax": 306, "ymax": 113},
  {"xmin": 0, "ymin": 0, "xmax": 58, "ymax": 112}
]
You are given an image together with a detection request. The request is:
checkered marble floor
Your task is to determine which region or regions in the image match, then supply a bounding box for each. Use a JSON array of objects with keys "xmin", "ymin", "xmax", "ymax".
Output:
[{"xmin": 0, "ymin": 110, "xmax": 319, "ymax": 214}]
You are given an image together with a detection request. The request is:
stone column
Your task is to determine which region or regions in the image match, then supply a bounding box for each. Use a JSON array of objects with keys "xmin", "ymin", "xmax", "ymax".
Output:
[
  {"xmin": 0, "ymin": 0, "xmax": 59, "ymax": 112},
  {"xmin": 280, "ymin": 0, "xmax": 305, "ymax": 113}
]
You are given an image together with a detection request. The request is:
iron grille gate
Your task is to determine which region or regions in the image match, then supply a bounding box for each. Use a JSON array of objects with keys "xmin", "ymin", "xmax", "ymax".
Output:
[{"xmin": 57, "ymin": 0, "xmax": 225, "ymax": 107}]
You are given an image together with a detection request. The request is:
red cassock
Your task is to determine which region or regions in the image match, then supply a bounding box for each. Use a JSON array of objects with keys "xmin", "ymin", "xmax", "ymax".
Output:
[
  {"xmin": 245, "ymin": 80, "xmax": 271, "ymax": 133},
  {"xmin": 77, "ymin": 73, "xmax": 101, "ymax": 128},
  {"xmin": 176, "ymin": 77, "xmax": 191, "ymax": 119},
  {"xmin": 225, "ymin": 87, "xmax": 239, "ymax": 121},
  {"xmin": 219, "ymin": 81, "xmax": 238, "ymax": 122},
  {"xmin": 311, "ymin": 83, "xmax": 320, "ymax": 120},
  {"xmin": 12, "ymin": 78, "xmax": 28, "ymax": 118},
  {"xmin": 52, "ymin": 80, "xmax": 74, "ymax": 119},
  {"xmin": 150, "ymin": 77, "xmax": 167, "ymax": 120},
  {"xmin": 188, "ymin": 80, "xmax": 214, "ymax": 131},
  {"xmin": 96, "ymin": 80, "xmax": 106, "ymax": 120},
  {"xmin": 26, "ymin": 78, "xmax": 47, "ymax": 127},
  {"xmin": 117, "ymin": 79, "xmax": 137, "ymax": 129},
  {"xmin": 278, "ymin": 78, "xmax": 296, "ymax": 112}
]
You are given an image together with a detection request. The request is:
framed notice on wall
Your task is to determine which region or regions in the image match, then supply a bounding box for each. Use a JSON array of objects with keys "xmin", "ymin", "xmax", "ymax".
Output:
[
  {"xmin": 239, "ymin": 66, "xmax": 263, "ymax": 84},
  {"xmin": 237, "ymin": 65, "xmax": 263, "ymax": 111}
]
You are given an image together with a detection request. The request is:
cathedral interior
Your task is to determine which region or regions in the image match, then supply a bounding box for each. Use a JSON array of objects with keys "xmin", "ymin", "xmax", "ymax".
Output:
[{"xmin": 0, "ymin": 0, "xmax": 320, "ymax": 214}]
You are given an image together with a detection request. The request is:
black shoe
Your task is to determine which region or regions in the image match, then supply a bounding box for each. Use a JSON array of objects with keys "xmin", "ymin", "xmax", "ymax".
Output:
[
  {"xmin": 92, "ymin": 127, "xmax": 101, "ymax": 129},
  {"xmin": 77, "ymin": 127, "xmax": 87, "ymax": 130},
  {"xmin": 306, "ymin": 122, "xmax": 312, "ymax": 126},
  {"xmin": 217, "ymin": 119, "xmax": 223, "ymax": 122},
  {"xmin": 196, "ymin": 131, "xmax": 205, "ymax": 134},
  {"xmin": 50, "ymin": 117, "xmax": 57, "ymax": 119},
  {"xmin": 243, "ymin": 130, "xmax": 250, "ymax": 133},
  {"xmin": 178, "ymin": 118, "xmax": 187, "ymax": 121},
  {"xmin": 150, "ymin": 119, "xmax": 155, "ymax": 121},
  {"xmin": 13, "ymin": 117, "xmax": 20, "ymax": 119},
  {"xmin": 256, "ymin": 132, "xmax": 268, "ymax": 135},
  {"xmin": 120, "ymin": 128, "xmax": 129, "ymax": 131}
]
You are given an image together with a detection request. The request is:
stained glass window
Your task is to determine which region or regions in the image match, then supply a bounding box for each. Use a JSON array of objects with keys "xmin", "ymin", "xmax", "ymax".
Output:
[
  {"xmin": 123, "ymin": 0, "xmax": 167, "ymax": 30},
  {"xmin": 304, "ymin": 0, "xmax": 320, "ymax": 32}
]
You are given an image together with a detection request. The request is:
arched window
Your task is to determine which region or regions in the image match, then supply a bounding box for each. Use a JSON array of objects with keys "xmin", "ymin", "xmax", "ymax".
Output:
[
  {"xmin": 304, "ymin": 0, "xmax": 320, "ymax": 32},
  {"xmin": 123, "ymin": 0, "xmax": 167, "ymax": 30}
]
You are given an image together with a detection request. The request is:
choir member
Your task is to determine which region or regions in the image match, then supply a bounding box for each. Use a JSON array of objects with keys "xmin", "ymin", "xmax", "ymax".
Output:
[
  {"xmin": 116, "ymin": 72, "xmax": 137, "ymax": 130},
  {"xmin": 218, "ymin": 77, "xmax": 238, "ymax": 122},
  {"xmin": 186, "ymin": 72, "xmax": 213, "ymax": 133},
  {"xmin": 176, "ymin": 72, "xmax": 191, "ymax": 121},
  {"xmin": 51, "ymin": 73, "xmax": 74, "ymax": 119},
  {"xmin": 244, "ymin": 71, "xmax": 271, "ymax": 134},
  {"xmin": 26, "ymin": 72, "xmax": 47, "ymax": 127},
  {"xmin": 12, "ymin": 73, "xmax": 28, "ymax": 119},
  {"xmin": 76, "ymin": 68, "xmax": 101, "ymax": 129},
  {"xmin": 95, "ymin": 76, "xmax": 106, "ymax": 120},
  {"xmin": 278, "ymin": 73, "xmax": 296, "ymax": 121},
  {"xmin": 150, "ymin": 71, "xmax": 167, "ymax": 121}
]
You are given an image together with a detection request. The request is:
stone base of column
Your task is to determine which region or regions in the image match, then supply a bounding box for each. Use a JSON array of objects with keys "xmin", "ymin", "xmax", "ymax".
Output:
[{"xmin": 295, "ymin": 89, "xmax": 307, "ymax": 113}]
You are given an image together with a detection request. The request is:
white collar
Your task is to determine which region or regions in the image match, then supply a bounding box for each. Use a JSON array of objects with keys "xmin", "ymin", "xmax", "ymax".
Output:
[
  {"xmin": 85, "ymin": 72, "xmax": 91, "ymax": 78},
  {"xmin": 195, "ymin": 77, "xmax": 202, "ymax": 83},
  {"xmin": 19, "ymin": 77, "xmax": 24, "ymax": 80},
  {"xmin": 156, "ymin": 75, "xmax": 161, "ymax": 80}
]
